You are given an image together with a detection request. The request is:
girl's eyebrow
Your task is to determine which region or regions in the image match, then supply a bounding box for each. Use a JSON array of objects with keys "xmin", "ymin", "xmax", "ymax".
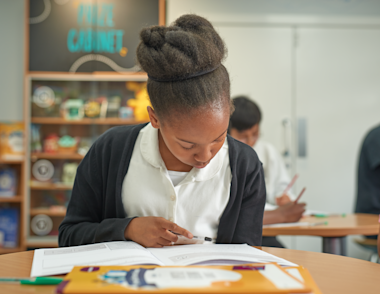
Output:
[{"xmin": 177, "ymin": 129, "xmax": 228, "ymax": 144}]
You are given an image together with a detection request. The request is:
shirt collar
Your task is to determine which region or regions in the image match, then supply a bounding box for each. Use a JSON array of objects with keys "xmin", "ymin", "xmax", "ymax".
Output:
[{"xmin": 140, "ymin": 123, "xmax": 228, "ymax": 183}]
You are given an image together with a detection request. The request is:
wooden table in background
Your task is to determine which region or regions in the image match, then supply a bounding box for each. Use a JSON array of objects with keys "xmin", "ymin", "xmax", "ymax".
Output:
[
  {"xmin": 1, "ymin": 248, "xmax": 380, "ymax": 294},
  {"xmin": 263, "ymin": 213, "xmax": 379, "ymax": 255}
]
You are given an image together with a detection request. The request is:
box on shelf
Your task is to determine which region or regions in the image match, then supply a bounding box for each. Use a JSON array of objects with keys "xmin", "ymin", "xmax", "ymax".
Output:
[
  {"xmin": 0, "ymin": 167, "xmax": 17, "ymax": 197},
  {"xmin": 0, "ymin": 207, "xmax": 19, "ymax": 248},
  {"xmin": 0, "ymin": 122, "xmax": 24, "ymax": 160}
]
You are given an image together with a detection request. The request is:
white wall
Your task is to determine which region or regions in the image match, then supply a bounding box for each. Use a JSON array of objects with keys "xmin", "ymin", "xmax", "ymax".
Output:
[
  {"xmin": 167, "ymin": 0, "xmax": 380, "ymax": 24},
  {"xmin": 167, "ymin": 0, "xmax": 380, "ymax": 260},
  {"xmin": 0, "ymin": 0, "xmax": 25, "ymax": 121}
]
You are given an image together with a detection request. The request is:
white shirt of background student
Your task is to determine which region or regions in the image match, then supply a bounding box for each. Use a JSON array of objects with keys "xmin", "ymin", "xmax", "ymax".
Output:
[{"xmin": 230, "ymin": 123, "xmax": 293, "ymax": 210}]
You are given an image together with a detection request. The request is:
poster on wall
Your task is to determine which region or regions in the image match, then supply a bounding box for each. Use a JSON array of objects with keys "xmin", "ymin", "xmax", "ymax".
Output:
[{"xmin": 29, "ymin": 0, "xmax": 159, "ymax": 72}]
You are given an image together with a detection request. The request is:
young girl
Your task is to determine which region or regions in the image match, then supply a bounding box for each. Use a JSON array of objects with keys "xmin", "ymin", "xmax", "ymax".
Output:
[{"xmin": 59, "ymin": 14, "xmax": 266, "ymax": 248}]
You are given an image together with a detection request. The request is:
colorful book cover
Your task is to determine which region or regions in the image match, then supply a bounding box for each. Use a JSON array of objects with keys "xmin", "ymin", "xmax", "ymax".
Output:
[
  {"xmin": 0, "ymin": 122, "xmax": 24, "ymax": 160},
  {"xmin": 0, "ymin": 167, "xmax": 17, "ymax": 197},
  {"xmin": 0, "ymin": 208, "xmax": 19, "ymax": 248},
  {"xmin": 56, "ymin": 263, "xmax": 317, "ymax": 294}
]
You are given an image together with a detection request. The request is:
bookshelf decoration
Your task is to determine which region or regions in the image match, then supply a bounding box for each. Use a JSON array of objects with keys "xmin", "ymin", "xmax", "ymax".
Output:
[
  {"xmin": 24, "ymin": 0, "xmax": 164, "ymax": 248},
  {"xmin": 26, "ymin": 74, "xmax": 149, "ymax": 247},
  {"xmin": 0, "ymin": 122, "xmax": 26, "ymax": 254}
]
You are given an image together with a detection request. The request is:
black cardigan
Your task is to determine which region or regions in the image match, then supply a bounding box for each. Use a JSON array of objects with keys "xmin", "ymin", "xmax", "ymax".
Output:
[{"xmin": 58, "ymin": 123, "xmax": 266, "ymax": 247}]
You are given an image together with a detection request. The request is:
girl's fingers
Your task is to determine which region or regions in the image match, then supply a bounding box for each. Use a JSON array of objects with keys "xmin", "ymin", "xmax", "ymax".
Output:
[
  {"xmin": 152, "ymin": 244, "xmax": 163, "ymax": 248},
  {"xmin": 157, "ymin": 237, "xmax": 172, "ymax": 247},
  {"xmin": 162, "ymin": 230, "xmax": 179, "ymax": 243},
  {"xmin": 160, "ymin": 219, "xmax": 193, "ymax": 239}
]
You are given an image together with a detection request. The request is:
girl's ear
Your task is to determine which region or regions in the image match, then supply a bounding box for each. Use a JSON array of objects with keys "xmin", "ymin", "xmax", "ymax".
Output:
[{"xmin": 147, "ymin": 106, "xmax": 161, "ymax": 129}]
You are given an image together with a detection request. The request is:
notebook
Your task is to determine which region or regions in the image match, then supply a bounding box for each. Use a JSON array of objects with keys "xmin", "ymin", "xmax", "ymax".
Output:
[
  {"xmin": 56, "ymin": 263, "xmax": 319, "ymax": 294},
  {"xmin": 31, "ymin": 241, "xmax": 297, "ymax": 277}
]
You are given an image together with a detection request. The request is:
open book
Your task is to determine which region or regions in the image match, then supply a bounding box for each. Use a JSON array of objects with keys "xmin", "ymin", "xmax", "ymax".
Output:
[{"xmin": 31, "ymin": 241, "xmax": 297, "ymax": 277}]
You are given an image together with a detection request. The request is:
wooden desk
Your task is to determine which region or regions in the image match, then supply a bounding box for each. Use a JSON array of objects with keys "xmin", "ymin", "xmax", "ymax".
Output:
[
  {"xmin": 1, "ymin": 248, "xmax": 380, "ymax": 294},
  {"xmin": 263, "ymin": 213, "xmax": 379, "ymax": 255}
]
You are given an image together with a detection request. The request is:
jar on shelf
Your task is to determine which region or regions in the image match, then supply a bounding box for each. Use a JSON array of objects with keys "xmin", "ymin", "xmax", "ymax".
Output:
[{"xmin": 57, "ymin": 136, "xmax": 78, "ymax": 154}]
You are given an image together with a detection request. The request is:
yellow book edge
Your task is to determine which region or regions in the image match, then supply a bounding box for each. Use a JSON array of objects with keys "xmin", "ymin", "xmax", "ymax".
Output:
[
  {"xmin": 283, "ymin": 266, "xmax": 323, "ymax": 294},
  {"xmin": 56, "ymin": 263, "xmax": 322, "ymax": 294}
]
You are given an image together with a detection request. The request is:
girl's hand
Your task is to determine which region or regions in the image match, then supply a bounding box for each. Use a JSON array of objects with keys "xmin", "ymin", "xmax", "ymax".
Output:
[
  {"xmin": 276, "ymin": 194, "xmax": 292, "ymax": 206},
  {"xmin": 124, "ymin": 217, "xmax": 193, "ymax": 248}
]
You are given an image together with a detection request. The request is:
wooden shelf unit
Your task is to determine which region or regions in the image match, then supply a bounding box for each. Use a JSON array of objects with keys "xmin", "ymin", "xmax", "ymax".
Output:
[
  {"xmin": 30, "ymin": 208, "xmax": 66, "ymax": 217},
  {"xmin": 0, "ymin": 158, "xmax": 24, "ymax": 164},
  {"xmin": 31, "ymin": 152, "xmax": 84, "ymax": 160},
  {"xmin": 0, "ymin": 157, "xmax": 26, "ymax": 254},
  {"xmin": 0, "ymin": 196, "xmax": 22, "ymax": 203},
  {"xmin": 25, "ymin": 73, "xmax": 149, "ymax": 248},
  {"xmin": 31, "ymin": 117, "xmax": 147, "ymax": 125},
  {"xmin": 22, "ymin": 0, "xmax": 166, "ymax": 248},
  {"xmin": 30, "ymin": 182, "xmax": 73, "ymax": 191}
]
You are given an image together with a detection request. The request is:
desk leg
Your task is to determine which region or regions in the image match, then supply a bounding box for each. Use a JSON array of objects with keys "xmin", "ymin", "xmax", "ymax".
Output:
[{"xmin": 322, "ymin": 237, "xmax": 347, "ymax": 255}]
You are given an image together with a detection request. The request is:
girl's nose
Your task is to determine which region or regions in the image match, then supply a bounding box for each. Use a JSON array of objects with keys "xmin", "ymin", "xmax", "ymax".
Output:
[{"xmin": 194, "ymin": 147, "xmax": 212, "ymax": 163}]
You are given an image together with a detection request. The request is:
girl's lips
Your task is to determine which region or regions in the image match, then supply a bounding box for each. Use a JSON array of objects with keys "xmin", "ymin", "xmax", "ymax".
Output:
[{"xmin": 194, "ymin": 162, "xmax": 209, "ymax": 169}]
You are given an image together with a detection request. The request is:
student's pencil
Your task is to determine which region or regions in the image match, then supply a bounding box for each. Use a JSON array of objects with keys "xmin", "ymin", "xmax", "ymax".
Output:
[
  {"xmin": 283, "ymin": 174, "xmax": 299, "ymax": 195},
  {"xmin": 294, "ymin": 187, "xmax": 306, "ymax": 204}
]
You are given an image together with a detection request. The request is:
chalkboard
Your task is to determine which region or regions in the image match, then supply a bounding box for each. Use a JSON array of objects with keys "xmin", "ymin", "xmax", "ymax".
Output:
[{"xmin": 29, "ymin": 0, "xmax": 159, "ymax": 72}]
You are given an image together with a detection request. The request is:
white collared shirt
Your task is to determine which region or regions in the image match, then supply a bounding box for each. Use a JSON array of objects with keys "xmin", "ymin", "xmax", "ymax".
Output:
[
  {"xmin": 253, "ymin": 139, "xmax": 295, "ymax": 211},
  {"xmin": 122, "ymin": 123, "xmax": 232, "ymax": 239}
]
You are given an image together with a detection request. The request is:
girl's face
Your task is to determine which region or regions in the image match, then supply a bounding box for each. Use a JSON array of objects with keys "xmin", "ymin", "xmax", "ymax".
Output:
[{"xmin": 148, "ymin": 106, "xmax": 230, "ymax": 170}]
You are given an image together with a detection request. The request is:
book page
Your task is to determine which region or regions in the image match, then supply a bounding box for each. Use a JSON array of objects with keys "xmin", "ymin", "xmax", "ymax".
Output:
[
  {"xmin": 31, "ymin": 241, "xmax": 163, "ymax": 277},
  {"xmin": 148, "ymin": 244, "xmax": 297, "ymax": 267}
]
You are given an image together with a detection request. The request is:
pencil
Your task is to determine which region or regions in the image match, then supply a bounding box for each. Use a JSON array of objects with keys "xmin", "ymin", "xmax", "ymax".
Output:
[
  {"xmin": 0, "ymin": 277, "xmax": 64, "ymax": 285},
  {"xmin": 283, "ymin": 174, "xmax": 299, "ymax": 195},
  {"xmin": 294, "ymin": 187, "xmax": 306, "ymax": 204}
]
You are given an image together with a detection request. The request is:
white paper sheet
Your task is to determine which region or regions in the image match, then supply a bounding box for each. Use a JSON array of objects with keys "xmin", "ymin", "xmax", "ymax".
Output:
[
  {"xmin": 303, "ymin": 209, "xmax": 331, "ymax": 216},
  {"xmin": 31, "ymin": 242, "xmax": 297, "ymax": 277},
  {"xmin": 148, "ymin": 244, "xmax": 297, "ymax": 267},
  {"xmin": 30, "ymin": 241, "xmax": 163, "ymax": 277},
  {"xmin": 263, "ymin": 222, "xmax": 310, "ymax": 228}
]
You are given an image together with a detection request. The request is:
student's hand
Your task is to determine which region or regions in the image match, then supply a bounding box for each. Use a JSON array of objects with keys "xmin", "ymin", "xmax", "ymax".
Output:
[
  {"xmin": 276, "ymin": 202, "xmax": 306, "ymax": 223},
  {"xmin": 276, "ymin": 194, "xmax": 292, "ymax": 206},
  {"xmin": 124, "ymin": 217, "xmax": 193, "ymax": 248}
]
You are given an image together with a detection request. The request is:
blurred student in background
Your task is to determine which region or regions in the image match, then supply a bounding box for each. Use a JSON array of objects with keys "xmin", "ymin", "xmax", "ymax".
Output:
[
  {"xmin": 229, "ymin": 96, "xmax": 306, "ymax": 248},
  {"xmin": 355, "ymin": 124, "xmax": 380, "ymax": 241}
]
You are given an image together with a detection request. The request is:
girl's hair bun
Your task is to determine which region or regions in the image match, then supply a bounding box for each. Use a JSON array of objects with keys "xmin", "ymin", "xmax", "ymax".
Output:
[
  {"xmin": 136, "ymin": 14, "xmax": 226, "ymax": 81},
  {"xmin": 140, "ymin": 26, "xmax": 179, "ymax": 50}
]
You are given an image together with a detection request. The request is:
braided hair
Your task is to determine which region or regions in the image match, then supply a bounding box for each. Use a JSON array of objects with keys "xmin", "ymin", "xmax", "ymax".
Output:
[{"xmin": 136, "ymin": 14, "xmax": 232, "ymax": 120}]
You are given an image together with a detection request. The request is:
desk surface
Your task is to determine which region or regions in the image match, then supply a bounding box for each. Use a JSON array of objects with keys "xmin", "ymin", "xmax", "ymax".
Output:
[
  {"xmin": 263, "ymin": 213, "xmax": 379, "ymax": 237},
  {"xmin": 1, "ymin": 247, "xmax": 380, "ymax": 294}
]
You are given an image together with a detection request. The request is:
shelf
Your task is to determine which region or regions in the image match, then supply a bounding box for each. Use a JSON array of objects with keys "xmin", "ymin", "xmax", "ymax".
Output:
[
  {"xmin": 30, "ymin": 208, "xmax": 66, "ymax": 217},
  {"xmin": 0, "ymin": 247, "xmax": 24, "ymax": 254},
  {"xmin": 30, "ymin": 182, "xmax": 72, "ymax": 190},
  {"xmin": 0, "ymin": 196, "xmax": 22, "ymax": 203},
  {"xmin": 31, "ymin": 152, "xmax": 84, "ymax": 160},
  {"xmin": 28, "ymin": 71, "xmax": 148, "ymax": 82},
  {"xmin": 31, "ymin": 117, "xmax": 147, "ymax": 125},
  {"xmin": 27, "ymin": 236, "xmax": 58, "ymax": 248},
  {"xmin": 0, "ymin": 158, "xmax": 24, "ymax": 164}
]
